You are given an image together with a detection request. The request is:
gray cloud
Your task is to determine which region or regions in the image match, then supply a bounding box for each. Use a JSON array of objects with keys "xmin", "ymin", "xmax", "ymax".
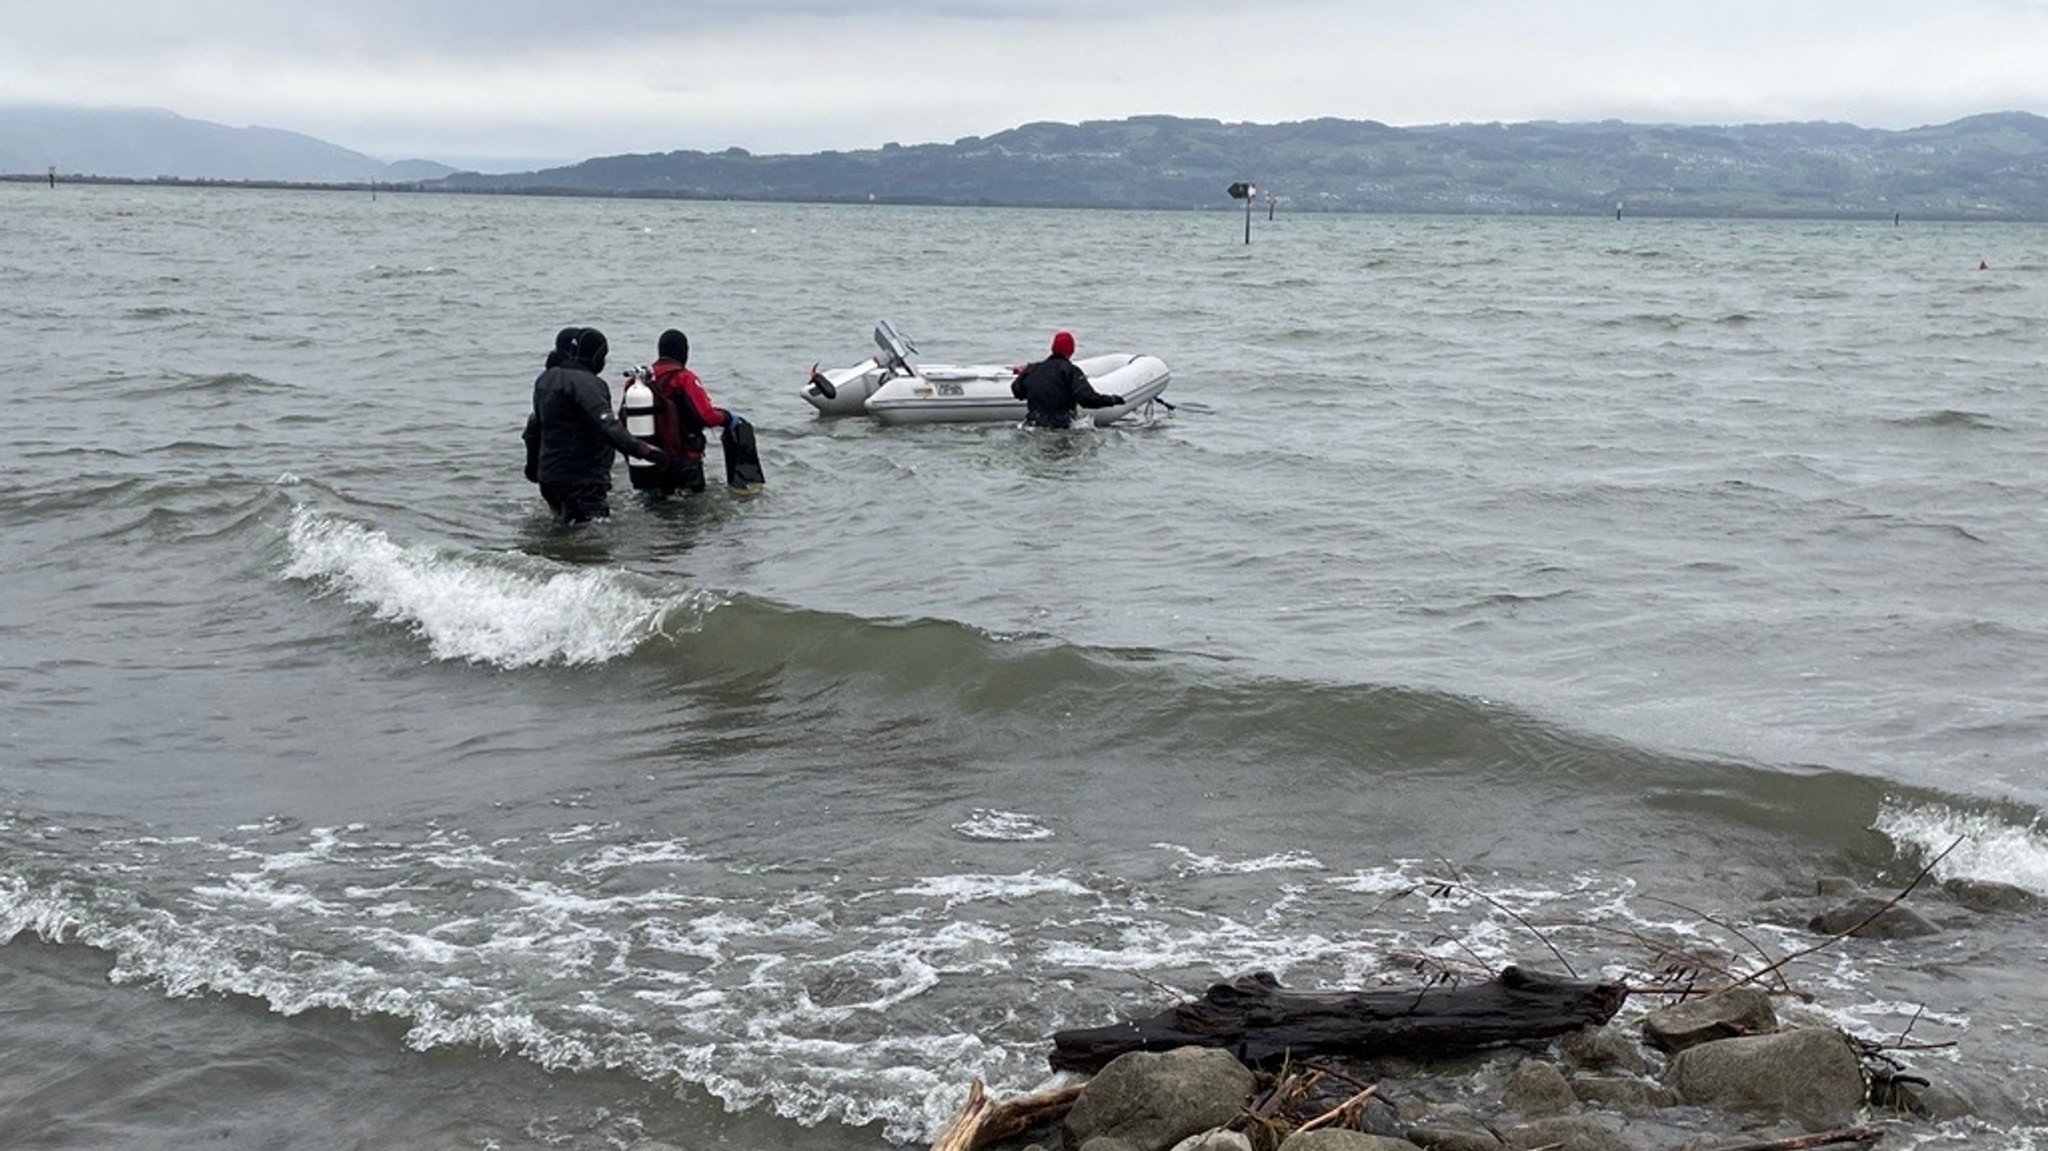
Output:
[{"xmin": 3, "ymin": 0, "xmax": 2044, "ymax": 165}]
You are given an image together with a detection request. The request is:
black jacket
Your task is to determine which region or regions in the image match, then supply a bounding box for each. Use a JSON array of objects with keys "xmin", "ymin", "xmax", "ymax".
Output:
[
  {"xmin": 525, "ymin": 365, "xmax": 644, "ymax": 487},
  {"xmin": 1010, "ymin": 354, "xmax": 1119, "ymax": 429}
]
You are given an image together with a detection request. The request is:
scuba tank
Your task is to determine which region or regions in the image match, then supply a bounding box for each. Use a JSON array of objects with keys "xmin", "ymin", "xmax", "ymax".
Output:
[{"xmin": 620, "ymin": 366, "xmax": 663, "ymax": 489}]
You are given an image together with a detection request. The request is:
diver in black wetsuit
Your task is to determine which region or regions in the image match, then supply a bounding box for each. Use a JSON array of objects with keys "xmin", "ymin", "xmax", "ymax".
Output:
[
  {"xmin": 1010, "ymin": 330, "xmax": 1125, "ymax": 429},
  {"xmin": 523, "ymin": 327, "xmax": 662, "ymax": 523}
]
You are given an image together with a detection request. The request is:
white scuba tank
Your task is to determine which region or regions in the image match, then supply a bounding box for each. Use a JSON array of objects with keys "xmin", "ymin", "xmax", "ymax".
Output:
[{"xmin": 620, "ymin": 367, "xmax": 659, "ymax": 475}]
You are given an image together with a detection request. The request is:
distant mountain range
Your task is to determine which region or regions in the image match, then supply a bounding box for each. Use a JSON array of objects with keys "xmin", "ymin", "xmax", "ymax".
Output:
[
  {"xmin": 8, "ymin": 104, "xmax": 2048, "ymax": 219},
  {"xmin": 0, "ymin": 105, "xmax": 453, "ymax": 184},
  {"xmin": 441, "ymin": 112, "xmax": 2048, "ymax": 220}
]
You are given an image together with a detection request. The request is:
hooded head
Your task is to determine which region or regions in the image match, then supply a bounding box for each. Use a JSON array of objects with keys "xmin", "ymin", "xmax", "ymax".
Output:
[
  {"xmin": 1050, "ymin": 330, "xmax": 1076, "ymax": 358},
  {"xmin": 657, "ymin": 328, "xmax": 689, "ymax": 366},
  {"xmin": 546, "ymin": 326, "xmax": 581, "ymax": 370},
  {"xmin": 571, "ymin": 327, "xmax": 609, "ymax": 374}
]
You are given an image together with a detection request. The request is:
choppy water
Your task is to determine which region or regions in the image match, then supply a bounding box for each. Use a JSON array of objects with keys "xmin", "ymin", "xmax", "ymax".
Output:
[{"xmin": 3, "ymin": 184, "xmax": 2047, "ymax": 1149}]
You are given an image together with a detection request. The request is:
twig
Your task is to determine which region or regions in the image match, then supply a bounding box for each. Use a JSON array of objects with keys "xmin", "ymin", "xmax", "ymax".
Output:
[
  {"xmin": 1417, "ymin": 871, "xmax": 1580, "ymax": 979},
  {"xmin": 1293, "ymin": 1084, "xmax": 1380, "ymax": 1134},
  {"xmin": 1638, "ymin": 894, "xmax": 1795, "ymax": 996},
  {"xmin": 1565, "ymin": 919, "xmax": 1751, "ymax": 995},
  {"xmin": 1689, "ymin": 1124, "xmax": 1885, "ymax": 1150},
  {"xmin": 1725, "ymin": 836, "xmax": 1962, "ymax": 996},
  {"xmin": 1124, "ymin": 969, "xmax": 1196, "ymax": 1005}
]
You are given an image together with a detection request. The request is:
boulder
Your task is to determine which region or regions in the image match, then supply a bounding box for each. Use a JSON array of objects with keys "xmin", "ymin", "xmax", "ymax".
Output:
[
  {"xmin": 1568, "ymin": 1074, "xmax": 1680, "ymax": 1111},
  {"xmin": 1941, "ymin": 877, "xmax": 2041, "ymax": 914},
  {"xmin": 1814, "ymin": 875, "xmax": 1860, "ymax": 897},
  {"xmin": 1806, "ymin": 897, "xmax": 1940, "ymax": 939},
  {"xmin": 1064, "ymin": 1047, "xmax": 1256, "ymax": 1151},
  {"xmin": 1502, "ymin": 1059, "xmax": 1574, "ymax": 1116},
  {"xmin": 1501, "ymin": 1116, "xmax": 1631, "ymax": 1151},
  {"xmin": 1640, "ymin": 988, "xmax": 1777, "ymax": 1053},
  {"xmin": 1560, "ymin": 1026, "xmax": 1650, "ymax": 1074},
  {"xmin": 1080, "ymin": 1140, "xmax": 1140, "ymax": 1151},
  {"xmin": 1277, "ymin": 1131, "xmax": 1423, "ymax": 1151},
  {"xmin": 1403, "ymin": 1127, "xmax": 1503, "ymax": 1151},
  {"xmin": 1665, "ymin": 1028, "xmax": 1866, "ymax": 1130},
  {"xmin": 1170, "ymin": 1131, "xmax": 1254, "ymax": 1151}
]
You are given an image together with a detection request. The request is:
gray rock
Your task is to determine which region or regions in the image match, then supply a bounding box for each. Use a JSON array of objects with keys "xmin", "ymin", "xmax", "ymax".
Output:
[
  {"xmin": 1569, "ymin": 1074, "xmax": 1680, "ymax": 1111},
  {"xmin": 1814, "ymin": 875, "xmax": 1860, "ymax": 897},
  {"xmin": 1277, "ymin": 1131, "xmax": 1423, "ymax": 1151},
  {"xmin": 1403, "ymin": 1125, "xmax": 1504, "ymax": 1151},
  {"xmin": 1503, "ymin": 1059, "xmax": 1575, "ymax": 1117},
  {"xmin": 1081, "ymin": 1139, "xmax": 1140, "ymax": 1151},
  {"xmin": 1666, "ymin": 1028, "xmax": 1866, "ymax": 1130},
  {"xmin": 1806, "ymin": 897, "xmax": 1940, "ymax": 939},
  {"xmin": 1501, "ymin": 1116, "xmax": 1631, "ymax": 1151},
  {"xmin": 1942, "ymin": 877, "xmax": 2041, "ymax": 914},
  {"xmin": 1560, "ymin": 1026, "xmax": 1651, "ymax": 1074},
  {"xmin": 1064, "ymin": 1047, "xmax": 1256, "ymax": 1151},
  {"xmin": 1640, "ymin": 988, "xmax": 1778, "ymax": 1053},
  {"xmin": 1888, "ymin": 1079, "xmax": 1974, "ymax": 1121},
  {"xmin": 1170, "ymin": 1131, "xmax": 1254, "ymax": 1151}
]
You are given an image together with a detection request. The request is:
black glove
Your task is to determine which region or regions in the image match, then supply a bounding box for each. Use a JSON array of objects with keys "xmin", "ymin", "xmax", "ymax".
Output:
[{"xmin": 1106, "ymin": 394, "xmax": 1128, "ymax": 406}]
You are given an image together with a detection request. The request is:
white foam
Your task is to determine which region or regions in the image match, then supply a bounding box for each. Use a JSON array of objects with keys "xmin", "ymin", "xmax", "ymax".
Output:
[
  {"xmin": 1155, "ymin": 843, "xmax": 1326, "ymax": 876},
  {"xmin": 893, "ymin": 870, "xmax": 1092, "ymax": 908},
  {"xmin": 283, "ymin": 507, "xmax": 718, "ymax": 668},
  {"xmin": 952, "ymin": 808, "xmax": 1056, "ymax": 842},
  {"xmin": 1874, "ymin": 799, "xmax": 2048, "ymax": 895}
]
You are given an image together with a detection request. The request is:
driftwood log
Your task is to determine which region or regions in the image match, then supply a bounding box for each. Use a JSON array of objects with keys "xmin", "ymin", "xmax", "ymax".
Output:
[
  {"xmin": 930, "ymin": 1081, "xmax": 1085, "ymax": 1151},
  {"xmin": 1049, "ymin": 965, "xmax": 1627, "ymax": 1073}
]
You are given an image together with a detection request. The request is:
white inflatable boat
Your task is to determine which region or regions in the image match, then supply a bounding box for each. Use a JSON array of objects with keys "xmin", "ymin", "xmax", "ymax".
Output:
[{"xmin": 802, "ymin": 321, "xmax": 1171, "ymax": 426}]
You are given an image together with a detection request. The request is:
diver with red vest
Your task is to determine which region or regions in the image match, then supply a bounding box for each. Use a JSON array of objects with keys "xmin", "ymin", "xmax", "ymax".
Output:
[{"xmin": 622, "ymin": 329, "xmax": 754, "ymax": 495}]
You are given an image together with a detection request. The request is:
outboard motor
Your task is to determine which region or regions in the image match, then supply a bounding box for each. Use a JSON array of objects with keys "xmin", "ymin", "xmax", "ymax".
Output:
[
  {"xmin": 620, "ymin": 366, "xmax": 663, "ymax": 489},
  {"xmin": 873, "ymin": 320, "xmax": 919, "ymax": 377}
]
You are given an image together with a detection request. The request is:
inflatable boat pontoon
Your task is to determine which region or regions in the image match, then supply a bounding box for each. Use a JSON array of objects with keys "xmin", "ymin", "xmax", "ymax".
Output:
[{"xmin": 802, "ymin": 322, "xmax": 1171, "ymax": 426}]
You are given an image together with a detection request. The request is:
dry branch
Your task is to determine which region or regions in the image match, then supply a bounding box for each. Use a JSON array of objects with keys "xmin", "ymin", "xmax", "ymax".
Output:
[
  {"xmin": 1692, "ymin": 1125, "xmax": 1885, "ymax": 1151},
  {"xmin": 929, "ymin": 1081, "xmax": 1084, "ymax": 1151}
]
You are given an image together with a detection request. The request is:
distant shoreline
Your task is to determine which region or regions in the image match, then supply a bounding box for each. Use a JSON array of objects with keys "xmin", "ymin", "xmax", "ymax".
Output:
[{"xmin": 1, "ymin": 171, "xmax": 2033, "ymax": 223}]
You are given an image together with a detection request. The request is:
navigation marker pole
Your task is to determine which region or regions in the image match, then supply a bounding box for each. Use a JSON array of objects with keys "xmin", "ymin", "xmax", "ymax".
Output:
[{"xmin": 1227, "ymin": 181, "xmax": 1257, "ymax": 245}]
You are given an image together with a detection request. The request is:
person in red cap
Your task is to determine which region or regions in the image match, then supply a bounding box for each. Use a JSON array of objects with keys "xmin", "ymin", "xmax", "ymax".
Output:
[{"xmin": 1009, "ymin": 330, "xmax": 1126, "ymax": 429}]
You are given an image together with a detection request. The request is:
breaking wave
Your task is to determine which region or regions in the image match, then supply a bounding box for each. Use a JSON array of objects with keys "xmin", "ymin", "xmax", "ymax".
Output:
[{"xmin": 282, "ymin": 506, "xmax": 719, "ymax": 668}]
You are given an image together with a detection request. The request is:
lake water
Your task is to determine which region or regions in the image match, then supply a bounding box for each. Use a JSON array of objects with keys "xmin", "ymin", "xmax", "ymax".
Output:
[{"xmin": 3, "ymin": 184, "xmax": 2046, "ymax": 1149}]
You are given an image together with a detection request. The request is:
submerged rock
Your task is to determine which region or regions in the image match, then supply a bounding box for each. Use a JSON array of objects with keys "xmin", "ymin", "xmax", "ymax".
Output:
[
  {"xmin": 1402, "ymin": 1125, "xmax": 1503, "ymax": 1151},
  {"xmin": 1561, "ymin": 1025, "xmax": 1651, "ymax": 1074},
  {"xmin": 1503, "ymin": 1059, "xmax": 1574, "ymax": 1116},
  {"xmin": 1569, "ymin": 1074, "xmax": 1680, "ymax": 1112},
  {"xmin": 1276, "ymin": 1131, "xmax": 1423, "ymax": 1151},
  {"xmin": 1941, "ymin": 877, "xmax": 2041, "ymax": 914},
  {"xmin": 1501, "ymin": 1115, "xmax": 1632, "ymax": 1151},
  {"xmin": 1806, "ymin": 897, "xmax": 1940, "ymax": 939},
  {"xmin": 1665, "ymin": 1028, "xmax": 1865, "ymax": 1130}
]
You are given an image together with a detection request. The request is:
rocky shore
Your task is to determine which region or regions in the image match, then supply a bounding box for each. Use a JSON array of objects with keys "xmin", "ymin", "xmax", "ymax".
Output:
[
  {"xmin": 935, "ymin": 875, "xmax": 2032, "ymax": 1151},
  {"xmin": 626, "ymin": 872, "xmax": 2037, "ymax": 1151}
]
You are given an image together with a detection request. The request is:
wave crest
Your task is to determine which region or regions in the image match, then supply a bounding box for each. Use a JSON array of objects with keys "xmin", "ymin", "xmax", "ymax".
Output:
[{"xmin": 282, "ymin": 507, "xmax": 717, "ymax": 668}]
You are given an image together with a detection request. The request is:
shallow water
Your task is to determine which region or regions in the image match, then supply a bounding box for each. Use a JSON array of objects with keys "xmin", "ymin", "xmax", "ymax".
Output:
[{"xmin": 3, "ymin": 184, "xmax": 2046, "ymax": 1148}]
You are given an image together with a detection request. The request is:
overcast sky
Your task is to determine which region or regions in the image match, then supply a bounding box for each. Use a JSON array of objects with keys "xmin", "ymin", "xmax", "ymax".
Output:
[{"xmin": 4, "ymin": 0, "xmax": 2045, "ymax": 168}]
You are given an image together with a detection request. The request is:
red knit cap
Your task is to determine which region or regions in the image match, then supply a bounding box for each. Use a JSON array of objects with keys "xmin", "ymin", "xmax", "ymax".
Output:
[{"xmin": 1051, "ymin": 330, "xmax": 1076, "ymax": 357}]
